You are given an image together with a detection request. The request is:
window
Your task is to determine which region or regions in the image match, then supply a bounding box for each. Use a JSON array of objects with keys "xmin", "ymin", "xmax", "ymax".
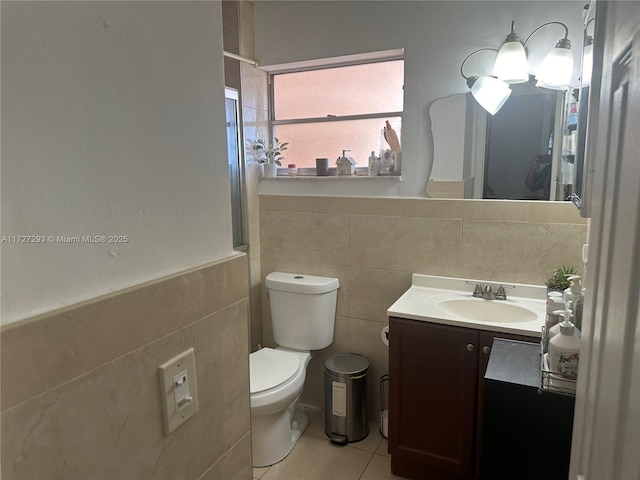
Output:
[{"xmin": 270, "ymin": 57, "xmax": 404, "ymax": 170}]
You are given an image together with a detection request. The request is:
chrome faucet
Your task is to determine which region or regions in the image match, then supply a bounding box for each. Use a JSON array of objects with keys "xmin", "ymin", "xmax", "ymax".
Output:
[
  {"xmin": 495, "ymin": 284, "xmax": 516, "ymax": 300},
  {"xmin": 466, "ymin": 281, "xmax": 486, "ymax": 298},
  {"xmin": 483, "ymin": 285, "xmax": 495, "ymax": 300},
  {"xmin": 466, "ymin": 281, "xmax": 515, "ymax": 300}
]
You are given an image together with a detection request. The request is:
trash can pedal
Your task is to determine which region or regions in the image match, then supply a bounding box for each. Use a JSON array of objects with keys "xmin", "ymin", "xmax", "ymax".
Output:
[{"xmin": 329, "ymin": 433, "xmax": 348, "ymax": 446}]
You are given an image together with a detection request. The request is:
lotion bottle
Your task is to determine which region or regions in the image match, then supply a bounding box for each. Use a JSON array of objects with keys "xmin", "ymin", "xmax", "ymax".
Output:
[
  {"xmin": 548, "ymin": 313, "xmax": 580, "ymax": 391},
  {"xmin": 548, "ymin": 302, "xmax": 572, "ymax": 343}
]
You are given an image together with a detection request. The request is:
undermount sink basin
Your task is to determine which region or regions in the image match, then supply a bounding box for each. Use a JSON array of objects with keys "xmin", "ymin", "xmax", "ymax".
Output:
[{"xmin": 435, "ymin": 298, "xmax": 538, "ymax": 323}]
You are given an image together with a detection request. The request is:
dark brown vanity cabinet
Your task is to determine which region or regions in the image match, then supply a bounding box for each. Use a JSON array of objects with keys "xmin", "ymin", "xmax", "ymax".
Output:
[{"xmin": 388, "ymin": 316, "xmax": 537, "ymax": 480}]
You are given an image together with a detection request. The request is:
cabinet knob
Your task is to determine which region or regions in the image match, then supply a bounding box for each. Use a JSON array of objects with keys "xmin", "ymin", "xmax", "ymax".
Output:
[
  {"xmin": 466, "ymin": 343, "xmax": 475, "ymax": 352},
  {"xmin": 483, "ymin": 346, "xmax": 491, "ymax": 355}
]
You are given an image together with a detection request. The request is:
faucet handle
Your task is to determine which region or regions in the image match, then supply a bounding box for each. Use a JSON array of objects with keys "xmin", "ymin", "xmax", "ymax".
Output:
[
  {"xmin": 466, "ymin": 281, "xmax": 484, "ymax": 298},
  {"xmin": 495, "ymin": 284, "xmax": 516, "ymax": 300}
]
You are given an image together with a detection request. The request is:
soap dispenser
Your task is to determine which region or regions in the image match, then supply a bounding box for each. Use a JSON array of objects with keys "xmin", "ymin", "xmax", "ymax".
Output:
[
  {"xmin": 544, "ymin": 292, "xmax": 565, "ymax": 353},
  {"xmin": 548, "ymin": 301, "xmax": 572, "ymax": 343},
  {"xmin": 548, "ymin": 312, "xmax": 580, "ymax": 391},
  {"xmin": 564, "ymin": 275, "xmax": 584, "ymax": 332}
]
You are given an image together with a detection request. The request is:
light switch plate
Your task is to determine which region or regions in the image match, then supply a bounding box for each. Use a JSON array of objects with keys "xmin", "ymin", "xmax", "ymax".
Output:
[{"xmin": 159, "ymin": 347, "xmax": 198, "ymax": 435}]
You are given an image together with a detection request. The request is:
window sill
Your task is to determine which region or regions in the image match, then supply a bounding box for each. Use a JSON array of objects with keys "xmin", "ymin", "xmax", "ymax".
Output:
[
  {"xmin": 261, "ymin": 174, "xmax": 402, "ymax": 181},
  {"xmin": 260, "ymin": 167, "xmax": 401, "ymax": 181}
]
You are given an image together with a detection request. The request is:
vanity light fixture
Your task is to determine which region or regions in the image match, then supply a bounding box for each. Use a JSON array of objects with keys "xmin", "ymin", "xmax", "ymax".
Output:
[
  {"xmin": 581, "ymin": 17, "xmax": 596, "ymax": 87},
  {"xmin": 494, "ymin": 20, "xmax": 574, "ymax": 90},
  {"xmin": 493, "ymin": 21, "xmax": 529, "ymax": 84},
  {"xmin": 460, "ymin": 48, "xmax": 512, "ymax": 115},
  {"xmin": 581, "ymin": 35, "xmax": 594, "ymax": 86}
]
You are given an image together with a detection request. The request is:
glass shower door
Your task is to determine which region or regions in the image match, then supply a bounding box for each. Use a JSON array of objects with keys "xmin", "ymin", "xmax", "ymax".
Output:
[{"xmin": 225, "ymin": 88, "xmax": 246, "ymax": 250}]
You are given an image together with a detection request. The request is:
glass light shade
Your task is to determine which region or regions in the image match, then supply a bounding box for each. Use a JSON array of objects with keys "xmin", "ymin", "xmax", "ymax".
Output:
[
  {"xmin": 581, "ymin": 43, "xmax": 593, "ymax": 86},
  {"xmin": 536, "ymin": 46, "xmax": 574, "ymax": 89},
  {"xmin": 494, "ymin": 41, "xmax": 529, "ymax": 83},
  {"xmin": 470, "ymin": 76, "xmax": 512, "ymax": 115}
]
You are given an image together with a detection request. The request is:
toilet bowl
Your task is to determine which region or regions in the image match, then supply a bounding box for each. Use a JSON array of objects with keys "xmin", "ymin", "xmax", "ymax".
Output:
[
  {"xmin": 249, "ymin": 347, "xmax": 311, "ymax": 467},
  {"xmin": 250, "ymin": 272, "xmax": 339, "ymax": 467}
]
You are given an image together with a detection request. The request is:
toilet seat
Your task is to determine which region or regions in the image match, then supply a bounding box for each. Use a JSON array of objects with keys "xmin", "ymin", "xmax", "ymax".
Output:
[{"xmin": 250, "ymin": 348, "xmax": 300, "ymax": 395}]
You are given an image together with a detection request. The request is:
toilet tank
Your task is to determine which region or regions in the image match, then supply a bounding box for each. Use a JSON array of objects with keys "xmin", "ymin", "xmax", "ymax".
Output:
[{"xmin": 266, "ymin": 272, "xmax": 339, "ymax": 350}]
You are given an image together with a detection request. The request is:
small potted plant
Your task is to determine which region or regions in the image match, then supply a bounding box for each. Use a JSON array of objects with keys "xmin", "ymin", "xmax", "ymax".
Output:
[
  {"xmin": 545, "ymin": 264, "xmax": 578, "ymax": 293},
  {"xmin": 254, "ymin": 138, "xmax": 289, "ymax": 178}
]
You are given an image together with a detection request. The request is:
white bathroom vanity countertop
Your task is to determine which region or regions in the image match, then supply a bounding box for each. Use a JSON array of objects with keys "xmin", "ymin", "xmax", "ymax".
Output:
[{"xmin": 387, "ymin": 274, "xmax": 547, "ymax": 337}]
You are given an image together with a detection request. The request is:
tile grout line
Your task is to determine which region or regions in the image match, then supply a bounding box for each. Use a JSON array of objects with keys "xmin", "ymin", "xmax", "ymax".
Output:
[
  {"xmin": 358, "ymin": 451, "xmax": 377, "ymax": 480},
  {"xmin": 3, "ymin": 298, "xmax": 250, "ymax": 414}
]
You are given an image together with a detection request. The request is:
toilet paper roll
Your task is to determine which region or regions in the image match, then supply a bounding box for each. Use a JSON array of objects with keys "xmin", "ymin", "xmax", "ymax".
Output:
[{"xmin": 381, "ymin": 326, "xmax": 390, "ymax": 346}]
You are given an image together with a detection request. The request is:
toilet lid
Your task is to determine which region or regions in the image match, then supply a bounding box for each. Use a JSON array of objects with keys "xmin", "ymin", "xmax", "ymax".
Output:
[{"xmin": 250, "ymin": 348, "xmax": 300, "ymax": 394}]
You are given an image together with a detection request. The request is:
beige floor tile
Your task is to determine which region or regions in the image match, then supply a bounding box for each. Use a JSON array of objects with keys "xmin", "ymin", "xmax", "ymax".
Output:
[
  {"xmin": 360, "ymin": 454, "xmax": 405, "ymax": 480},
  {"xmin": 304, "ymin": 408, "xmax": 328, "ymax": 439},
  {"xmin": 253, "ymin": 466, "xmax": 269, "ymax": 479},
  {"xmin": 375, "ymin": 438, "xmax": 390, "ymax": 457},
  {"xmin": 347, "ymin": 421, "xmax": 382, "ymax": 453},
  {"xmin": 262, "ymin": 434, "xmax": 372, "ymax": 480}
]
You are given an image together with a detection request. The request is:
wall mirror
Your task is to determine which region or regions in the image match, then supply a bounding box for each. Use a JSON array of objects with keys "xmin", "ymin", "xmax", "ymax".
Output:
[
  {"xmin": 572, "ymin": 0, "xmax": 597, "ymax": 217},
  {"xmin": 427, "ymin": 5, "xmax": 596, "ymax": 205},
  {"xmin": 428, "ymin": 85, "xmax": 580, "ymax": 201}
]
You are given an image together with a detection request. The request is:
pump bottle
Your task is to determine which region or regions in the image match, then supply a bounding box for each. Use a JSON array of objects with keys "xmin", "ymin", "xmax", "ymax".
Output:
[
  {"xmin": 564, "ymin": 275, "xmax": 584, "ymax": 332},
  {"xmin": 368, "ymin": 151, "xmax": 379, "ymax": 176},
  {"xmin": 548, "ymin": 311, "xmax": 580, "ymax": 391}
]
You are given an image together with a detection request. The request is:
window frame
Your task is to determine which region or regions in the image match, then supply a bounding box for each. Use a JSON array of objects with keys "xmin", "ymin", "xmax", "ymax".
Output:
[{"xmin": 266, "ymin": 51, "xmax": 404, "ymax": 174}]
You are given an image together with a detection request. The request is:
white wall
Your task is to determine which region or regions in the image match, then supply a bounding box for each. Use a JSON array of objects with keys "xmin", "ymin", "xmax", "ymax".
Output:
[
  {"xmin": 253, "ymin": 0, "xmax": 585, "ymax": 198},
  {"xmin": 430, "ymin": 94, "xmax": 468, "ymax": 181},
  {"xmin": 1, "ymin": 1, "xmax": 233, "ymax": 324}
]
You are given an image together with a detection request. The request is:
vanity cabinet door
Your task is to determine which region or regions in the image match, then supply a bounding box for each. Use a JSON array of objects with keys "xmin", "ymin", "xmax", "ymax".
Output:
[
  {"xmin": 475, "ymin": 331, "xmax": 537, "ymax": 480},
  {"xmin": 389, "ymin": 317, "xmax": 479, "ymax": 480},
  {"xmin": 476, "ymin": 331, "xmax": 537, "ymax": 410}
]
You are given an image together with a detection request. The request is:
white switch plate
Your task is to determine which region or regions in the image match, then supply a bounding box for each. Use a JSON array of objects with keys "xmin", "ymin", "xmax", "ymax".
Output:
[{"xmin": 159, "ymin": 347, "xmax": 198, "ymax": 435}]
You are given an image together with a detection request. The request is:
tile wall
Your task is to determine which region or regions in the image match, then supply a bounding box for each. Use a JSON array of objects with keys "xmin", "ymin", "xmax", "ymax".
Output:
[
  {"xmin": 1, "ymin": 253, "xmax": 252, "ymax": 480},
  {"xmin": 223, "ymin": 0, "xmax": 269, "ymax": 352},
  {"xmin": 236, "ymin": 0, "xmax": 269, "ymax": 352},
  {"xmin": 242, "ymin": 55, "xmax": 269, "ymax": 352},
  {"xmin": 259, "ymin": 195, "xmax": 588, "ymax": 419}
]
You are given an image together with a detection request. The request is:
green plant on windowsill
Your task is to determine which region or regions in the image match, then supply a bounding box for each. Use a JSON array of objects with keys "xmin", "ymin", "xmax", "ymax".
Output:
[
  {"xmin": 545, "ymin": 264, "xmax": 578, "ymax": 292},
  {"xmin": 254, "ymin": 138, "xmax": 288, "ymax": 166}
]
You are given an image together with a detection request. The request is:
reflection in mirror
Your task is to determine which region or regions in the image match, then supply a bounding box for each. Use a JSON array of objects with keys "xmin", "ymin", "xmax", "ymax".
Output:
[
  {"xmin": 428, "ymin": 84, "xmax": 566, "ymax": 201},
  {"xmin": 483, "ymin": 84, "xmax": 560, "ymax": 200},
  {"xmin": 573, "ymin": 0, "xmax": 597, "ymax": 216}
]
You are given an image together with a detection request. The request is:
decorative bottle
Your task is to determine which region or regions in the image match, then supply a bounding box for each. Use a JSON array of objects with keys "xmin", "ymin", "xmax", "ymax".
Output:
[
  {"xmin": 563, "ymin": 275, "xmax": 584, "ymax": 333},
  {"xmin": 368, "ymin": 151, "xmax": 379, "ymax": 176},
  {"xmin": 548, "ymin": 314, "xmax": 580, "ymax": 391}
]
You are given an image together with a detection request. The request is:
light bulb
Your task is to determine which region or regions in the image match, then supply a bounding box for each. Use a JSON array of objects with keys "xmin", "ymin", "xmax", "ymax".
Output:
[
  {"xmin": 469, "ymin": 76, "xmax": 512, "ymax": 115},
  {"xmin": 536, "ymin": 39, "xmax": 574, "ymax": 90},
  {"xmin": 494, "ymin": 41, "xmax": 529, "ymax": 84},
  {"xmin": 581, "ymin": 42, "xmax": 593, "ymax": 86}
]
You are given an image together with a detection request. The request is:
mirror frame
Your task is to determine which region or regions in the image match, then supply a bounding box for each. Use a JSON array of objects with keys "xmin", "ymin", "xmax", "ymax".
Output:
[{"xmin": 573, "ymin": 0, "xmax": 599, "ymax": 218}]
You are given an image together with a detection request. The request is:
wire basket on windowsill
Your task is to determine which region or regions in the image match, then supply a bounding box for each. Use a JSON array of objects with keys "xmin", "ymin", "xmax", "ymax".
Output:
[{"xmin": 539, "ymin": 326, "xmax": 577, "ymax": 397}]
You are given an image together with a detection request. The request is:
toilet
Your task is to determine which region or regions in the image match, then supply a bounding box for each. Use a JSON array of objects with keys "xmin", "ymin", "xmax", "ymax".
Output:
[{"xmin": 250, "ymin": 272, "xmax": 339, "ymax": 467}]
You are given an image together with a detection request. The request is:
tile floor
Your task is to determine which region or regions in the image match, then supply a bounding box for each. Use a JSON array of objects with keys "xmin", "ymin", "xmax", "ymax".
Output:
[{"xmin": 253, "ymin": 405, "xmax": 404, "ymax": 480}]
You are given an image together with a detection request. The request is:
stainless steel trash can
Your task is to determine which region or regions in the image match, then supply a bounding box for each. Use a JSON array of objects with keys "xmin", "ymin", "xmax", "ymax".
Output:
[{"xmin": 324, "ymin": 353, "xmax": 369, "ymax": 445}]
